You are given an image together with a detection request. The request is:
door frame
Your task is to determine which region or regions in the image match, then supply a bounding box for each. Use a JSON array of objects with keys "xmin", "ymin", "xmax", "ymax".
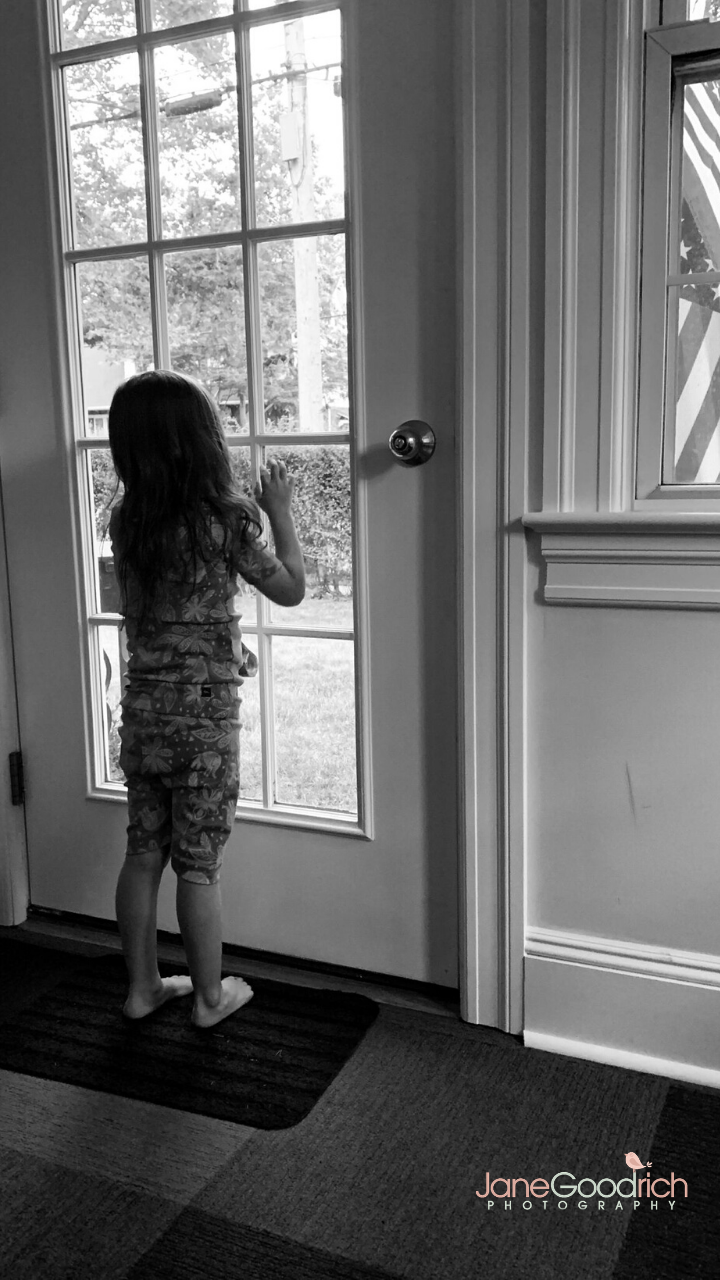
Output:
[
  {"xmin": 0, "ymin": 475, "xmax": 28, "ymax": 926},
  {"xmin": 457, "ymin": 0, "xmax": 530, "ymax": 1034},
  {"xmin": 0, "ymin": 0, "xmax": 528, "ymax": 1035}
]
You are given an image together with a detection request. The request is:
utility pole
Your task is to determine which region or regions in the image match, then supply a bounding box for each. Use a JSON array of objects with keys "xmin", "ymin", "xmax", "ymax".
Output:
[{"xmin": 282, "ymin": 19, "xmax": 324, "ymax": 432}]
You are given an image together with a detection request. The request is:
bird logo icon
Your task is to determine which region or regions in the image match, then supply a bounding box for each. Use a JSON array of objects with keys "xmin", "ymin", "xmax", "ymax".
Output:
[{"xmin": 625, "ymin": 1152, "xmax": 652, "ymax": 1170}]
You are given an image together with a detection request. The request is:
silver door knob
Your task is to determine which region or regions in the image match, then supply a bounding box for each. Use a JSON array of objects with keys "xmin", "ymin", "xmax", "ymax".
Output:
[{"xmin": 388, "ymin": 421, "xmax": 436, "ymax": 466}]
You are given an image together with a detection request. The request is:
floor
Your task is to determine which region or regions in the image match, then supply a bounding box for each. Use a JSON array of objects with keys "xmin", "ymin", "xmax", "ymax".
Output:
[
  {"xmin": 1, "ymin": 914, "xmax": 462, "ymax": 1017},
  {"xmin": 1, "ymin": 920, "xmax": 716, "ymax": 1279}
]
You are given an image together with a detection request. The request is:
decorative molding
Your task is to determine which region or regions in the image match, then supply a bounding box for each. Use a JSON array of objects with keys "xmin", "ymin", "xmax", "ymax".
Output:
[
  {"xmin": 540, "ymin": 2, "xmax": 720, "ymax": 519},
  {"xmin": 526, "ymin": 925, "xmax": 720, "ymax": 989},
  {"xmin": 523, "ymin": 511, "xmax": 720, "ymax": 528},
  {"xmin": 523, "ymin": 512, "xmax": 720, "ymax": 608},
  {"xmin": 600, "ymin": 0, "xmax": 643, "ymax": 511},
  {"xmin": 543, "ymin": 0, "xmax": 580, "ymax": 511},
  {"xmin": 544, "ymin": 0, "xmax": 645, "ymax": 515},
  {"xmin": 522, "ymin": 520, "xmax": 720, "ymax": 606},
  {"xmin": 524, "ymin": 1031, "xmax": 720, "ymax": 1089}
]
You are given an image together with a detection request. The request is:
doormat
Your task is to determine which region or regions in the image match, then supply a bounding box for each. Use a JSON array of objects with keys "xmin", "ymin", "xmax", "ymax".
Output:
[{"xmin": 0, "ymin": 952, "xmax": 379, "ymax": 1129}]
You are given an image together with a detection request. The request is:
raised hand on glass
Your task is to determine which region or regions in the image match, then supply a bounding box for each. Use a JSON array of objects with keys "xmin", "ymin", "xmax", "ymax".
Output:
[
  {"xmin": 253, "ymin": 458, "xmax": 295, "ymax": 518},
  {"xmin": 247, "ymin": 458, "xmax": 305, "ymax": 606}
]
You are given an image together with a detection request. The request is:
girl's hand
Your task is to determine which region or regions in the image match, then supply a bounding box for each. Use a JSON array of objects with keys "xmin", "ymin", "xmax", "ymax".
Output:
[{"xmin": 253, "ymin": 458, "xmax": 295, "ymax": 519}]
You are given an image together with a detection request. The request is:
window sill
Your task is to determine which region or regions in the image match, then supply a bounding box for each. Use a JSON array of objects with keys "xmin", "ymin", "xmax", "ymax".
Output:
[{"xmin": 522, "ymin": 512, "xmax": 720, "ymax": 607}]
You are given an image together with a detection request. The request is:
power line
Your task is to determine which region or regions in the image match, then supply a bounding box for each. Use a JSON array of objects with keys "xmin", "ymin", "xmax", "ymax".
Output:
[{"xmin": 69, "ymin": 61, "xmax": 341, "ymax": 128}]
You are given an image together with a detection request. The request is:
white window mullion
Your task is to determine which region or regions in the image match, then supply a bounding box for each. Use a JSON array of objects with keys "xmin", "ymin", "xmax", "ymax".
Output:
[
  {"xmin": 47, "ymin": 0, "xmax": 63, "ymax": 54},
  {"xmin": 236, "ymin": 12, "xmax": 276, "ymax": 807},
  {"xmin": 235, "ymin": 12, "xmax": 255, "ymax": 231},
  {"xmin": 663, "ymin": 283, "xmax": 682, "ymax": 479},
  {"xmin": 258, "ymin": 631, "xmax": 276, "ymax": 808},
  {"xmin": 237, "ymin": 38, "xmax": 262, "ymax": 436},
  {"xmin": 136, "ymin": 0, "xmax": 169, "ymax": 368},
  {"xmin": 662, "ymin": 62, "xmax": 687, "ymax": 483},
  {"xmin": 236, "ymin": 13, "xmax": 279, "ymax": 807}
]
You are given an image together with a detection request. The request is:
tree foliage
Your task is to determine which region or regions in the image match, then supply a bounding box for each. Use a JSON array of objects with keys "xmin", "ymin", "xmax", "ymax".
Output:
[
  {"xmin": 92, "ymin": 445, "xmax": 352, "ymax": 596},
  {"xmin": 67, "ymin": 2, "xmax": 347, "ymax": 417},
  {"xmin": 273, "ymin": 448, "xmax": 351, "ymax": 593}
]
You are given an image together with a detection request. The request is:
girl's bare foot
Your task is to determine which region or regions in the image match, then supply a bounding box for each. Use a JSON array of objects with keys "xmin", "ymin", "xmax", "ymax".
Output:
[
  {"xmin": 123, "ymin": 975, "xmax": 194, "ymax": 1019},
  {"xmin": 191, "ymin": 976, "xmax": 253, "ymax": 1028}
]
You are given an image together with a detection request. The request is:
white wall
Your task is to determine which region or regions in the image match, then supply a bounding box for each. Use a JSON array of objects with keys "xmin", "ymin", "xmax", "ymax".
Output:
[
  {"xmin": 520, "ymin": 0, "xmax": 720, "ymax": 1084},
  {"xmin": 529, "ymin": 604, "xmax": 720, "ymax": 951}
]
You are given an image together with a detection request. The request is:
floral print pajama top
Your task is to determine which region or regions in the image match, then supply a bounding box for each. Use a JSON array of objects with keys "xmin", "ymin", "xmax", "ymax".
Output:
[{"xmin": 110, "ymin": 506, "xmax": 269, "ymax": 884}]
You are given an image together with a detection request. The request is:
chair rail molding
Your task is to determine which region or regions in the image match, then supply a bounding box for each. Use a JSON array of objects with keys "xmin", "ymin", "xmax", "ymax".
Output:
[{"xmin": 523, "ymin": 512, "xmax": 720, "ymax": 607}]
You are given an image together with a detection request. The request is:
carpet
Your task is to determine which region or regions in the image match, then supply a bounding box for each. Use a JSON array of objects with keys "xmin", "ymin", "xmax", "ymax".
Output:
[
  {"xmin": 189, "ymin": 1005, "xmax": 670, "ymax": 1280},
  {"xmin": 612, "ymin": 1081, "xmax": 720, "ymax": 1279},
  {"xmin": 5, "ymin": 963, "xmax": 718, "ymax": 1280},
  {"xmin": 0, "ymin": 950, "xmax": 378, "ymax": 1129},
  {"xmin": 126, "ymin": 1210, "xmax": 403, "ymax": 1280},
  {"xmin": 0, "ymin": 937, "xmax": 85, "ymax": 1022}
]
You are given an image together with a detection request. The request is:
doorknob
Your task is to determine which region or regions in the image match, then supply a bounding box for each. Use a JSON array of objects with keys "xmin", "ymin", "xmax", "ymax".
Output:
[{"xmin": 388, "ymin": 421, "xmax": 436, "ymax": 466}]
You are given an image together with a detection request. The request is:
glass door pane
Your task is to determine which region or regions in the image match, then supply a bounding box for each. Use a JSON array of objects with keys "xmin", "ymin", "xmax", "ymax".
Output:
[
  {"xmin": 154, "ymin": 34, "xmax": 242, "ymax": 237},
  {"xmin": 249, "ymin": 11, "xmax": 344, "ymax": 226},
  {"xmin": 65, "ymin": 54, "xmax": 146, "ymax": 248},
  {"xmin": 57, "ymin": 4, "xmax": 357, "ymax": 818},
  {"xmin": 257, "ymin": 234, "xmax": 348, "ymax": 433}
]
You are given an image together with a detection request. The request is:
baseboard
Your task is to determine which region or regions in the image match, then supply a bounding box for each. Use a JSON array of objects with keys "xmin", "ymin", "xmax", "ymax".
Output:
[
  {"xmin": 527, "ymin": 925, "xmax": 720, "ymax": 988},
  {"xmin": 524, "ymin": 1030, "xmax": 720, "ymax": 1090},
  {"xmin": 525, "ymin": 929, "xmax": 720, "ymax": 1087}
]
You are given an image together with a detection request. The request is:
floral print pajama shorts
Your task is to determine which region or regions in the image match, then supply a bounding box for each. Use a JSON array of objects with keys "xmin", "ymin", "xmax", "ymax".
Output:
[{"xmin": 119, "ymin": 680, "xmax": 241, "ymax": 885}]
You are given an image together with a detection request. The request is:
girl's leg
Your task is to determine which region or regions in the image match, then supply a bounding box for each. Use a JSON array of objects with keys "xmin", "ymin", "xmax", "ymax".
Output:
[
  {"xmin": 116, "ymin": 849, "xmax": 193, "ymax": 1018},
  {"xmin": 175, "ymin": 876, "xmax": 252, "ymax": 1027}
]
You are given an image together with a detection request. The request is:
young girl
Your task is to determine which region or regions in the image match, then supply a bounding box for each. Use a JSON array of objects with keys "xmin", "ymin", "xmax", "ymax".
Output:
[{"xmin": 108, "ymin": 370, "xmax": 304, "ymax": 1028}]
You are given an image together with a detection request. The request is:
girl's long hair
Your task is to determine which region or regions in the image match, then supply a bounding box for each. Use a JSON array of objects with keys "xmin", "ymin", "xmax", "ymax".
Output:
[{"xmin": 108, "ymin": 370, "xmax": 263, "ymax": 622}]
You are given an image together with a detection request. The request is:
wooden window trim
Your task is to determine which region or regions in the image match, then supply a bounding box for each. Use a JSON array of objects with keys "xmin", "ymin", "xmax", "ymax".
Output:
[{"xmin": 531, "ymin": 0, "xmax": 720, "ymax": 605}]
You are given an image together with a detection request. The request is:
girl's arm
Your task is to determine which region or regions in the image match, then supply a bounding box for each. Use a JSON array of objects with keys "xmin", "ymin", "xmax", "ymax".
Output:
[{"xmin": 240, "ymin": 460, "xmax": 305, "ymax": 606}]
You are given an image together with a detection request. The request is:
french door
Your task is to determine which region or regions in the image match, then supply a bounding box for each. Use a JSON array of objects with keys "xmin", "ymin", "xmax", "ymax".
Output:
[{"xmin": 2, "ymin": 0, "xmax": 459, "ymax": 985}]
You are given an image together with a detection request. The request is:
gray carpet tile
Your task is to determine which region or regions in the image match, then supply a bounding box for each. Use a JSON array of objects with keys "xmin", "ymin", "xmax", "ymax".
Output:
[
  {"xmin": 0, "ymin": 1069, "xmax": 252, "ymax": 1202},
  {"xmin": 127, "ymin": 1208, "xmax": 404, "ymax": 1280},
  {"xmin": 0, "ymin": 1145, "xmax": 181, "ymax": 1280},
  {"xmin": 612, "ymin": 1082, "xmax": 720, "ymax": 1279},
  {"xmin": 192, "ymin": 1004, "xmax": 670, "ymax": 1280}
]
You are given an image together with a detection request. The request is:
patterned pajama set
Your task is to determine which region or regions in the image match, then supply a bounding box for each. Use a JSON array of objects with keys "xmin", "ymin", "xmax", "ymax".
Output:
[{"xmin": 111, "ymin": 512, "xmax": 263, "ymax": 885}]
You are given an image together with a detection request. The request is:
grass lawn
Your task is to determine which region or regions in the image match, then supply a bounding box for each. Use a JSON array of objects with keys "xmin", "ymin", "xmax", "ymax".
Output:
[{"xmin": 239, "ymin": 634, "xmax": 356, "ymax": 812}]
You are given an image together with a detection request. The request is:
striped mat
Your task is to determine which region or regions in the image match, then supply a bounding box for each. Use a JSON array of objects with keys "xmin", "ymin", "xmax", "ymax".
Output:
[{"xmin": 0, "ymin": 949, "xmax": 378, "ymax": 1129}]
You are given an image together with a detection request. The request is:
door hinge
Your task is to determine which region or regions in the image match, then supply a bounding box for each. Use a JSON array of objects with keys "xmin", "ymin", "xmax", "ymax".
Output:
[{"xmin": 9, "ymin": 751, "xmax": 24, "ymax": 806}]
